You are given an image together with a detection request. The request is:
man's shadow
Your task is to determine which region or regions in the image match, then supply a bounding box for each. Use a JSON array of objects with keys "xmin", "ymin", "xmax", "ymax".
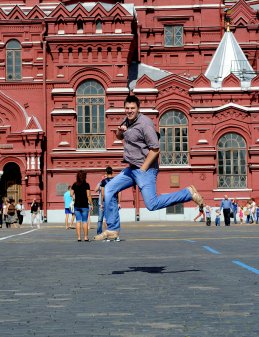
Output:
[{"xmin": 110, "ymin": 266, "xmax": 200, "ymax": 275}]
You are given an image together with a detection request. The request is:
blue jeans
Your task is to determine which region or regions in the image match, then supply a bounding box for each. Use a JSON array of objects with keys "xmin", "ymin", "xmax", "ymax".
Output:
[
  {"xmin": 97, "ymin": 204, "xmax": 105, "ymax": 234},
  {"xmin": 104, "ymin": 167, "xmax": 192, "ymax": 231},
  {"xmin": 74, "ymin": 207, "xmax": 89, "ymax": 223},
  {"xmin": 215, "ymin": 217, "xmax": 220, "ymax": 226}
]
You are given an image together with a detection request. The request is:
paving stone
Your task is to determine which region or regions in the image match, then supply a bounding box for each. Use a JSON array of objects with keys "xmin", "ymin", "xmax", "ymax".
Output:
[{"xmin": 0, "ymin": 222, "xmax": 259, "ymax": 336}]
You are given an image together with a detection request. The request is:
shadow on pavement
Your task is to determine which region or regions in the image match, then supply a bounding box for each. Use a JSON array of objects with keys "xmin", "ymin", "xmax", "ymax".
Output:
[{"xmin": 109, "ymin": 266, "xmax": 200, "ymax": 274}]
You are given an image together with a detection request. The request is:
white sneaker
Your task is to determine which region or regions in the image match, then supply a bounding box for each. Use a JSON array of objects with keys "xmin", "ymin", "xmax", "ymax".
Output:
[{"xmin": 115, "ymin": 237, "xmax": 120, "ymax": 242}]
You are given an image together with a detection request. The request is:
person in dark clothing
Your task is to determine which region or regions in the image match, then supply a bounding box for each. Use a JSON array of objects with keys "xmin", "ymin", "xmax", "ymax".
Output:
[
  {"xmin": 71, "ymin": 170, "xmax": 93, "ymax": 242},
  {"xmin": 0, "ymin": 196, "xmax": 3, "ymax": 228},
  {"xmin": 98, "ymin": 167, "xmax": 121, "ymax": 241},
  {"xmin": 16, "ymin": 199, "xmax": 25, "ymax": 226},
  {"xmin": 232, "ymin": 199, "xmax": 238, "ymax": 224},
  {"xmin": 31, "ymin": 199, "xmax": 40, "ymax": 228}
]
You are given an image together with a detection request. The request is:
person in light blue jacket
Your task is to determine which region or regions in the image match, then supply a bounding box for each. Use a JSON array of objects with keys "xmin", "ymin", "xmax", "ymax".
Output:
[
  {"xmin": 64, "ymin": 185, "xmax": 75, "ymax": 229},
  {"xmin": 220, "ymin": 195, "xmax": 233, "ymax": 226}
]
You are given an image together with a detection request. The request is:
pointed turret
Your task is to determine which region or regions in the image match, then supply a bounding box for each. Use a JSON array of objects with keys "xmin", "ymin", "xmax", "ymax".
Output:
[{"xmin": 205, "ymin": 29, "xmax": 256, "ymax": 89}]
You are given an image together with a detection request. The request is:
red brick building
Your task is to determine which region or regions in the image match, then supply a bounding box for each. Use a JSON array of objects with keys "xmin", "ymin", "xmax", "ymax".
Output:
[{"xmin": 0, "ymin": 0, "xmax": 259, "ymax": 222}]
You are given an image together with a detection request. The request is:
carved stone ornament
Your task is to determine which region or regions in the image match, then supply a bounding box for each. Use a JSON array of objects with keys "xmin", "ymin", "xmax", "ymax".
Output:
[{"xmin": 214, "ymin": 109, "xmax": 247, "ymax": 121}]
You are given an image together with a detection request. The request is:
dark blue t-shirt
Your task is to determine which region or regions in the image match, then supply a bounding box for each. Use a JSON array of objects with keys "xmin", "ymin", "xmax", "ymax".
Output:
[{"xmin": 100, "ymin": 177, "xmax": 118, "ymax": 201}]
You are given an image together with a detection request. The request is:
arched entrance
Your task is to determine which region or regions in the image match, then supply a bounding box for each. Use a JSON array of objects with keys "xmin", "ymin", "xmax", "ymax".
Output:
[{"xmin": 0, "ymin": 163, "xmax": 22, "ymax": 203}]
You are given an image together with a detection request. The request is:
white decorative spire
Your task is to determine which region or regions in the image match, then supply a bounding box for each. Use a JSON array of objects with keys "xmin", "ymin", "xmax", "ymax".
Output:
[{"xmin": 205, "ymin": 30, "xmax": 256, "ymax": 88}]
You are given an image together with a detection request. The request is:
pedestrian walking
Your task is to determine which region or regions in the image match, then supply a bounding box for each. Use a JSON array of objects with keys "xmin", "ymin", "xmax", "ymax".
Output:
[
  {"xmin": 95, "ymin": 175, "xmax": 106, "ymax": 235},
  {"xmin": 31, "ymin": 199, "xmax": 40, "ymax": 228},
  {"xmin": 15, "ymin": 199, "xmax": 25, "ymax": 227},
  {"xmin": 6, "ymin": 198, "xmax": 17, "ymax": 228},
  {"xmin": 249, "ymin": 198, "xmax": 256, "ymax": 224},
  {"xmin": 70, "ymin": 170, "xmax": 93, "ymax": 242},
  {"xmin": 215, "ymin": 208, "xmax": 221, "ymax": 226},
  {"xmin": 232, "ymin": 199, "xmax": 238, "ymax": 224},
  {"xmin": 0, "ymin": 196, "xmax": 3, "ymax": 229},
  {"xmin": 239, "ymin": 206, "xmax": 244, "ymax": 224},
  {"xmin": 244, "ymin": 202, "xmax": 251, "ymax": 224},
  {"xmin": 205, "ymin": 204, "xmax": 211, "ymax": 226},
  {"xmin": 220, "ymin": 195, "xmax": 233, "ymax": 226},
  {"xmin": 3, "ymin": 197, "xmax": 9, "ymax": 227},
  {"xmin": 94, "ymin": 95, "xmax": 203, "ymax": 241},
  {"xmin": 194, "ymin": 203, "xmax": 205, "ymax": 222},
  {"xmin": 256, "ymin": 205, "xmax": 259, "ymax": 224}
]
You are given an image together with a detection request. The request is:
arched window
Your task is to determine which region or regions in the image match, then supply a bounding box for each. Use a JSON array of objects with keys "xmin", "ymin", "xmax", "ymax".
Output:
[
  {"xmin": 159, "ymin": 110, "xmax": 188, "ymax": 165},
  {"xmin": 76, "ymin": 80, "xmax": 105, "ymax": 149},
  {"xmin": 217, "ymin": 133, "xmax": 247, "ymax": 188},
  {"xmin": 6, "ymin": 40, "xmax": 21, "ymax": 81}
]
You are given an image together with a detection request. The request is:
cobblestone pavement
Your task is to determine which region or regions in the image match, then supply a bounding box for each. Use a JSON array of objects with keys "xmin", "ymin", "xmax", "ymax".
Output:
[{"xmin": 0, "ymin": 221, "xmax": 259, "ymax": 337}]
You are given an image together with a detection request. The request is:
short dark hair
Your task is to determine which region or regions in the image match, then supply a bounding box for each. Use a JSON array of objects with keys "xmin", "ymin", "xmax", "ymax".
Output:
[
  {"xmin": 105, "ymin": 166, "xmax": 113, "ymax": 175},
  {"xmin": 124, "ymin": 95, "xmax": 140, "ymax": 108},
  {"xmin": 19, "ymin": 199, "xmax": 22, "ymax": 202}
]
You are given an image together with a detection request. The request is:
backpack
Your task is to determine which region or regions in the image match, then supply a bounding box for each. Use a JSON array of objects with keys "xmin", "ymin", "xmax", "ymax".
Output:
[{"xmin": 8, "ymin": 203, "xmax": 15, "ymax": 216}]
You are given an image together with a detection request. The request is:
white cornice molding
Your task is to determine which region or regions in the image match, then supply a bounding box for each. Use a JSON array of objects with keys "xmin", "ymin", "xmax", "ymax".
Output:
[
  {"xmin": 106, "ymin": 108, "xmax": 125, "ymax": 113},
  {"xmin": 106, "ymin": 87, "xmax": 129, "ymax": 93},
  {"xmin": 213, "ymin": 189, "xmax": 252, "ymax": 192},
  {"xmin": 190, "ymin": 87, "xmax": 259, "ymax": 92},
  {"xmin": 51, "ymin": 109, "xmax": 76, "ymax": 115},
  {"xmin": 51, "ymin": 88, "xmax": 74, "ymax": 94},
  {"xmin": 190, "ymin": 103, "xmax": 259, "ymax": 113},
  {"xmin": 106, "ymin": 108, "xmax": 159, "ymax": 113},
  {"xmin": 133, "ymin": 88, "xmax": 158, "ymax": 93}
]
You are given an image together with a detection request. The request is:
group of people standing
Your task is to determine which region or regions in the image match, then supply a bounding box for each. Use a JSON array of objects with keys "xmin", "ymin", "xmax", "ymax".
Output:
[
  {"xmin": 64, "ymin": 166, "xmax": 121, "ymax": 242},
  {"xmin": 194, "ymin": 195, "xmax": 259, "ymax": 226},
  {"xmin": 0, "ymin": 197, "xmax": 41, "ymax": 229},
  {"xmin": 0, "ymin": 197, "xmax": 25, "ymax": 228}
]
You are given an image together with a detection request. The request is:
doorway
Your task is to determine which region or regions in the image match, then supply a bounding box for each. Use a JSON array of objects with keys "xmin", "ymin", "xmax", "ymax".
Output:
[{"xmin": 0, "ymin": 162, "xmax": 22, "ymax": 203}]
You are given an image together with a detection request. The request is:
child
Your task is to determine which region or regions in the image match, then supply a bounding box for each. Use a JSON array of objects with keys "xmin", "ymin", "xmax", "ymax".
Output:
[
  {"xmin": 244, "ymin": 202, "xmax": 251, "ymax": 224},
  {"xmin": 215, "ymin": 208, "xmax": 221, "ymax": 226},
  {"xmin": 205, "ymin": 204, "xmax": 211, "ymax": 226},
  {"xmin": 239, "ymin": 206, "xmax": 244, "ymax": 224}
]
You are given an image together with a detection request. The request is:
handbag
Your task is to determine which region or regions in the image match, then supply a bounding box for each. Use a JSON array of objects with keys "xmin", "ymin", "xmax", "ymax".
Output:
[
  {"xmin": 230, "ymin": 211, "xmax": 234, "ymax": 218},
  {"xmin": 20, "ymin": 210, "xmax": 26, "ymax": 216}
]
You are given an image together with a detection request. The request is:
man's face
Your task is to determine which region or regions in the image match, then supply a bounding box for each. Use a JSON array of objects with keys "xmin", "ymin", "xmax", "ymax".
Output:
[{"xmin": 125, "ymin": 102, "xmax": 139, "ymax": 122}]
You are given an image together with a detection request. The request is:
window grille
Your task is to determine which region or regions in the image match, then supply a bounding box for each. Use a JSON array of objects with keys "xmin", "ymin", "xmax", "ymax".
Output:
[
  {"xmin": 217, "ymin": 133, "xmax": 247, "ymax": 189},
  {"xmin": 76, "ymin": 80, "xmax": 105, "ymax": 149},
  {"xmin": 164, "ymin": 26, "xmax": 183, "ymax": 47},
  {"xmin": 159, "ymin": 110, "xmax": 188, "ymax": 165},
  {"xmin": 166, "ymin": 203, "xmax": 184, "ymax": 214},
  {"xmin": 6, "ymin": 40, "xmax": 21, "ymax": 81}
]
